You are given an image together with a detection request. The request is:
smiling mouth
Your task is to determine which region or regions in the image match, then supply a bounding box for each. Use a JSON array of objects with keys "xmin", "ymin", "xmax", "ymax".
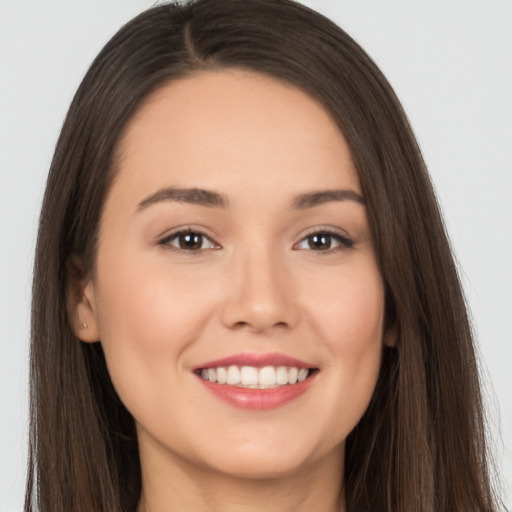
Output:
[{"xmin": 195, "ymin": 365, "xmax": 318, "ymax": 389}]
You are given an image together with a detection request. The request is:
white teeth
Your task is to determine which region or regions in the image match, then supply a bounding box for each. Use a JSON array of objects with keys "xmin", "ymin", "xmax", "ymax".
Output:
[
  {"xmin": 260, "ymin": 366, "xmax": 277, "ymax": 386},
  {"xmin": 275, "ymin": 366, "xmax": 288, "ymax": 385},
  {"xmin": 297, "ymin": 368, "xmax": 309, "ymax": 382},
  {"xmin": 217, "ymin": 366, "xmax": 228, "ymax": 384},
  {"xmin": 227, "ymin": 365, "xmax": 241, "ymax": 385},
  {"xmin": 240, "ymin": 366, "xmax": 259, "ymax": 386},
  {"xmin": 199, "ymin": 365, "xmax": 313, "ymax": 388},
  {"xmin": 288, "ymin": 367, "xmax": 298, "ymax": 385}
]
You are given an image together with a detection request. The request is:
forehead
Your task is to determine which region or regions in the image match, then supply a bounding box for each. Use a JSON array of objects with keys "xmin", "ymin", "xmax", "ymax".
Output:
[{"xmin": 113, "ymin": 70, "xmax": 361, "ymax": 204}]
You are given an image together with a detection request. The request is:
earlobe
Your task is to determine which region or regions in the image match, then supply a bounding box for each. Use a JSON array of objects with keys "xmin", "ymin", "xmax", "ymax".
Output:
[
  {"xmin": 66, "ymin": 258, "xmax": 100, "ymax": 343},
  {"xmin": 383, "ymin": 322, "xmax": 397, "ymax": 348}
]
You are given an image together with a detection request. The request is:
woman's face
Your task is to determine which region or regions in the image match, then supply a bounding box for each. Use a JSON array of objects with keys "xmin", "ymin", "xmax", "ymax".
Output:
[{"xmin": 78, "ymin": 70, "xmax": 392, "ymax": 480}]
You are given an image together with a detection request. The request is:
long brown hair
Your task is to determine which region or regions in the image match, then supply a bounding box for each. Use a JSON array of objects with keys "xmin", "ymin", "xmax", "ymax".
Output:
[{"xmin": 27, "ymin": 1, "xmax": 500, "ymax": 510}]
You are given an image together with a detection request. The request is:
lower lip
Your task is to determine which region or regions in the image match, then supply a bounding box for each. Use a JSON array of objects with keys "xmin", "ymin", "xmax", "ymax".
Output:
[{"xmin": 197, "ymin": 375, "xmax": 315, "ymax": 410}]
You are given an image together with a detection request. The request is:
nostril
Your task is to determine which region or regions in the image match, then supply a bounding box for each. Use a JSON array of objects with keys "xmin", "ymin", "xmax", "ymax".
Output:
[
  {"xmin": 220, "ymin": 287, "xmax": 299, "ymax": 332},
  {"xmin": 231, "ymin": 320, "xmax": 289, "ymax": 332}
]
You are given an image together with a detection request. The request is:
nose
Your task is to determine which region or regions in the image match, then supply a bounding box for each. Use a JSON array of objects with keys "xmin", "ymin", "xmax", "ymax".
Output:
[{"xmin": 220, "ymin": 246, "xmax": 300, "ymax": 334}]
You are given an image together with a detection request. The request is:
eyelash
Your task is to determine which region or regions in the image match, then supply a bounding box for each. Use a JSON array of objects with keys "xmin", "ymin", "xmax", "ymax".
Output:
[{"xmin": 158, "ymin": 228, "xmax": 354, "ymax": 254}]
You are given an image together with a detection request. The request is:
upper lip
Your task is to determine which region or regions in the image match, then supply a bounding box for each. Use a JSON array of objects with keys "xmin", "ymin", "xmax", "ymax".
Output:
[{"xmin": 193, "ymin": 352, "xmax": 315, "ymax": 371}]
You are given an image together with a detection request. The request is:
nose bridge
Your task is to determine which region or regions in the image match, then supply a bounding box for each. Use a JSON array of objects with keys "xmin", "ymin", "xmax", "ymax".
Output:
[{"xmin": 221, "ymin": 239, "xmax": 297, "ymax": 332}]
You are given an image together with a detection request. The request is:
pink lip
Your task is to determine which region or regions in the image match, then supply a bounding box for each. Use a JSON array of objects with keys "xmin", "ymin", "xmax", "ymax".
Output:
[
  {"xmin": 193, "ymin": 352, "xmax": 313, "ymax": 371},
  {"xmin": 193, "ymin": 352, "xmax": 317, "ymax": 411},
  {"xmin": 198, "ymin": 377, "xmax": 315, "ymax": 410}
]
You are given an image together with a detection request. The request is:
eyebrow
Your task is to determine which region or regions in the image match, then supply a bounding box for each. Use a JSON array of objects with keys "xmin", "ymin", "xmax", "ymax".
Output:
[
  {"xmin": 137, "ymin": 187, "xmax": 228, "ymax": 210},
  {"xmin": 136, "ymin": 186, "xmax": 365, "ymax": 212},
  {"xmin": 291, "ymin": 189, "xmax": 365, "ymax": 209}
]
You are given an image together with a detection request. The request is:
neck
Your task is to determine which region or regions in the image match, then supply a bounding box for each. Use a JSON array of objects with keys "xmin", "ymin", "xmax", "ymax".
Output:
[{"xmin": 136, "ymin": 446, "xmax": 345, "ymax": 512}]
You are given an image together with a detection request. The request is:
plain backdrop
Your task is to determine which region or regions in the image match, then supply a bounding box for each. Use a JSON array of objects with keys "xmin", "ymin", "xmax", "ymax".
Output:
[{"xmin": 1, "ymin": 1, "xmax": 511, "ymax": 510}]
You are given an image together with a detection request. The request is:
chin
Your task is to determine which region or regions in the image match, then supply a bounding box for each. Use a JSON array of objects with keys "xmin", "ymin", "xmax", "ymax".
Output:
[{"xmin": 191, "ymin": 434, "xmax": 343, "ymax": 481}]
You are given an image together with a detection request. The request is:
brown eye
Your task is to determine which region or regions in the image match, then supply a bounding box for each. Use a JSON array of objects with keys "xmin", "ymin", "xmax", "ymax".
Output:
[
  {"xmin": 294, "ymin": 230, "xmax": 354, "ymax": 252},
  {"xmin": 160, "ymin": 230, "xmax": 218, "ymax": 251},
  {"xmin": 307, "ymin": 233, "xmax": 333, "ymax": 250},
  {"xmin": 178, "ymin": 232, "xmax": 204, "ymax": 250}
]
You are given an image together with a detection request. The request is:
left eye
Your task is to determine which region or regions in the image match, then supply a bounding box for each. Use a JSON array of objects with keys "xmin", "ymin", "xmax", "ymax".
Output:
[
  {"xmin": 295, "ymin": 231, "xmax": 353, "ymax": 251},
  {"xmin": 160, "ymin": 230, "xmax": 218, "ymax": 251}
]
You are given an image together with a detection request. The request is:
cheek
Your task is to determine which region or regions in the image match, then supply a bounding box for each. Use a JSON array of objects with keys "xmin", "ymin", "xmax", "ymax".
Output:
[
  {"xmin": 306, "ymin": 258, "xmax": 386, "ymax": 350},
  {"xmin": 91, "ymin": 252, "xmax": 216, "ymax": 411},
  {"xmin": 303, "ymin": 262, "xmax": 385, "ymax": 434}
]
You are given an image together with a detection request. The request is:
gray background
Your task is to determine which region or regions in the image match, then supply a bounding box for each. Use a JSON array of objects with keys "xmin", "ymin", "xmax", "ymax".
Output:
[{"xmin": 1, "ymin": 0, "xmax": 511, "ymax": 509}]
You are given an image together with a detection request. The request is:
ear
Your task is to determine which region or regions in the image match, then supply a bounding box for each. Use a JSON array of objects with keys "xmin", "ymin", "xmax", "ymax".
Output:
[
  {"xmin": 383, "ymin": 322, "xmax": 397, "ymax": 348},
  {"xmin": 66, "ymin": 257, "xmax": 100, "ymax": 343}
]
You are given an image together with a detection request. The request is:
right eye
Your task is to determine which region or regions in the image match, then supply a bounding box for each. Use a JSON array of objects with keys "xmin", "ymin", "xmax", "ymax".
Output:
[{"xmin": 159, "ymin": 230, "xmax": 219, "ymax": 252}]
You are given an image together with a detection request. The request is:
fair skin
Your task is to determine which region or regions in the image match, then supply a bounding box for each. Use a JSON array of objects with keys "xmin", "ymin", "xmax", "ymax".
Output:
[{"xmin": 71, "ymin": 70, "xmax": 393, "ymax": 512}]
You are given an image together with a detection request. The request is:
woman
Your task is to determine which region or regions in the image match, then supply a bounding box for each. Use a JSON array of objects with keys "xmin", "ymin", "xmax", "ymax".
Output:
[{"xmin": 26, "ymin": 0, "xmax": 501, "ymax": 510}]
